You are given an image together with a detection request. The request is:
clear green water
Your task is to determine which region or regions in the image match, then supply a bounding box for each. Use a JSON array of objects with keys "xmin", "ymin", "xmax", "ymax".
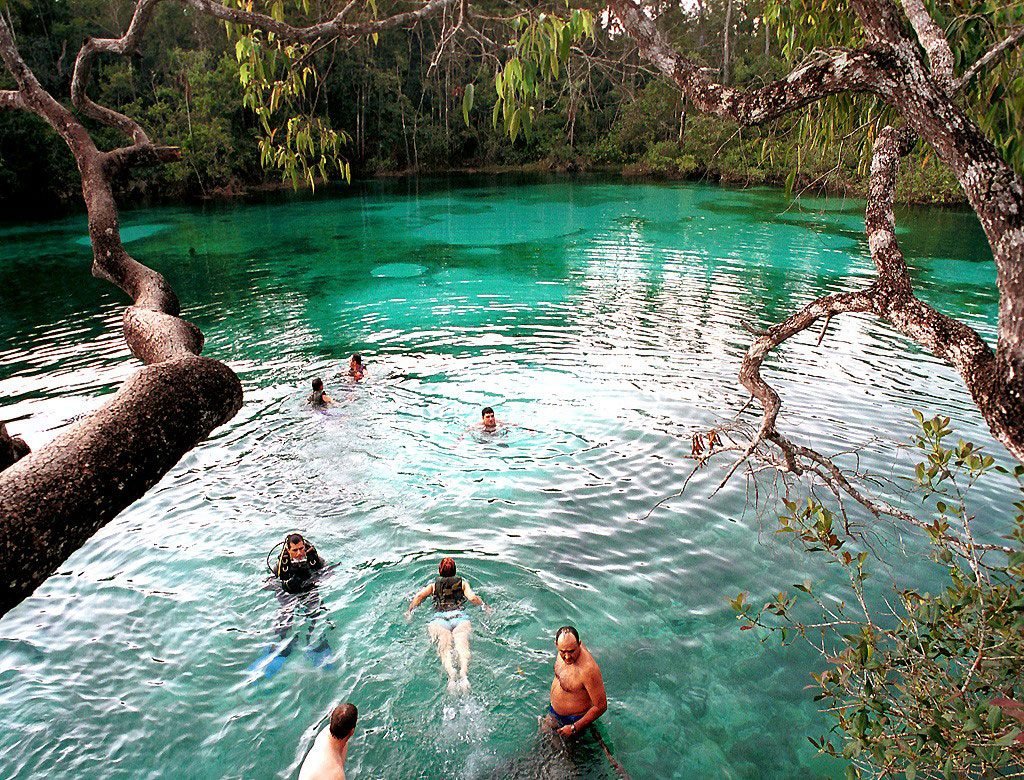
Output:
[{"xmin": 0, "ymin": 176, "xmax": 1013, "ymax": 779}]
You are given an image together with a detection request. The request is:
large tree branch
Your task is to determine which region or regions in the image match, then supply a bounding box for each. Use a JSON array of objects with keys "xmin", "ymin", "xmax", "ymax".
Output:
[
  {"xmin": 733, "ymin": 124, "xmax": 1017, "ymax": 538},
  {"xmin": 898, "ymin": 0, "xmax": 953, "ymax": 88},
  {"xmin": 606, "ymin": 0, "xmax": 897, "ymax": 124},
  {"xmin": 862, "ymin": 127, "xmax": 999, "ymax": 407},
  {"xmin": 0, "ymin": 13, "xmax": 242, "ymax": 615},
  {"xmin": 70, "ymin": 0, "xmax": 160, "ymax": 145},
  {"xmin": 613, "ymin": 0, "xmax": 1024, "ymax": 463}
]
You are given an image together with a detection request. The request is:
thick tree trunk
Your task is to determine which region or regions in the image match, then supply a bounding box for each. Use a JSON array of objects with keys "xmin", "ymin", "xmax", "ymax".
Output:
[
  {"xmin": 0, "ymin": 358, "xmax": 241, "ymax": 613},
  {"xmin": 0, "ymin": 0, "xmax": 461, "ymax": 618},
  {"xmin": 0, "ymin": 12, "xmax": 242, "ymax": 616}
]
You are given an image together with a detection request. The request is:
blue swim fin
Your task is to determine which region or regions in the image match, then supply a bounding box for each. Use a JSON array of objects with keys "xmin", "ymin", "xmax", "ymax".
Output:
[
  {"xmin": 246, "ymin": 637, "xmax": 295, "ymax": 683},
  {"xmin": 305, "ymin": 637, "xmax": 335, "ymax": 669},
  {"xmin": 262, "ymin": 652, "xmax": 289, "ymax": 679}
]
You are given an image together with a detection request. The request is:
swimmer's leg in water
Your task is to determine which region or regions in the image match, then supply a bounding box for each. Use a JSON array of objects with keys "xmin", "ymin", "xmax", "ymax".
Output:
[
  {"xmin": 428, "ymin": 622, "xmax": 459, "ymax": 692},
  {"xmin": 452, "ymin": 621, "xmax": 472, "ymax": 693}
]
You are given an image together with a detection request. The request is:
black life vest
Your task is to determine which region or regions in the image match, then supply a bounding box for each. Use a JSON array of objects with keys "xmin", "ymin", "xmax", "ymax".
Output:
[
  {"xmin": 308, "ymin": 390, "xmax": 327, "ymax": 408},
  {"xmin": 278, "ymin": 545, "xmax": 322, "ymax": 593},
  {"xmin": 433, "ymin": 576, "xmax": 465, "ymax": 612}
]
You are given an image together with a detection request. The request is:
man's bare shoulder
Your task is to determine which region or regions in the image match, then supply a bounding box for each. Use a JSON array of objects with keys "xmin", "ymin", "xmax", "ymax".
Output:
[
  {"xmin": 581, "ymin": 647, "xmax": 603, "ymax": 677},
  {"xmin": 298, "ymin": 729, "xmax": 346, "ymax": 780}
]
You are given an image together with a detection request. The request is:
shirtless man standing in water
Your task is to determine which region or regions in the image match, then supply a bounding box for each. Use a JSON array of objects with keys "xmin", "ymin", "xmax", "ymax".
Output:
[
  {"xmin": 298, "ymin": 703, "xmax": 357, "ymax": 780},
  {"xmin": 547, "ymin": 625, "xmax": 608, "ymax": 738}
]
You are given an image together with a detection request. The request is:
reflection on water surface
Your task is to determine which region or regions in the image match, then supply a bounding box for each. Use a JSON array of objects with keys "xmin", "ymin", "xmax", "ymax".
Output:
[{"xmin": 0, "ymin": 176, "xmax": 1008, "ymax": 779}]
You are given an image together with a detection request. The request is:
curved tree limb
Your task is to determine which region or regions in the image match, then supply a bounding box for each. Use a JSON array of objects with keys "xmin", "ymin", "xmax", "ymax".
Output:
[
  {"xmin": 0, "ymin": 13, "xmax": 242, "ymax": 615},
  {"xmin": 71, "ymin": 0, "xmax": 160, "ymax": 145},
  {"xmin": 613, "ymin": 0, "xmax": 1024, "ymax": 464},
  {"xmin": 732, "ymin": 123, "xmax": 1011, "ymax": 548},
  {"xmin": 0, "ymin": 0, "xmax": 468, "ymax": 618},
  {"xmin": 606, "ymin": 0, "xmax": 899, "ymax": 124},
  {"xmin": 898, "ymin": 0, "xmax": 954, "ymax": 89}
]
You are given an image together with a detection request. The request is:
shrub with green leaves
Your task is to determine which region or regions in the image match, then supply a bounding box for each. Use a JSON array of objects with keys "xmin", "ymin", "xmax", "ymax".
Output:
[{"xmin": 734, "ymin": 413, "xmax": 1024, "ymax": 777}]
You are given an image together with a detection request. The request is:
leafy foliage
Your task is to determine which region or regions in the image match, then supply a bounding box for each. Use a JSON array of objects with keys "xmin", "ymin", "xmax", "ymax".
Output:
[
  {"xmin": 486, "ymin": 9, "xmax": 594, "ymax": 142},
  {"xmin": 227, "ymin": 0, "xmax": 351, "ymax": 188},
  {"xmin": 734, "ymin": 414, "xmax": 1024, "ymax": 777}
]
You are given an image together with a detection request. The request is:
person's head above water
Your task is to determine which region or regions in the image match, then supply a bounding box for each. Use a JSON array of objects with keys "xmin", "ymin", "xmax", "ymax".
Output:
[
  {"xmin": 311, "ymin": 378, "xmax": 324, "ymax": 392},
  {"xmin": 349, "ymin": 353, "xmax": 365, "ymax": 379},
  {"xmin": 329, "ymin": 702, "xmax": 358, "ymax": 740},
  {"xmin": 481, "ymin": 407, "xmax": 496, "ymax": 428},
  {"xmin": 439, "ymin": 557, "xmax": 457, "ymax": 577},
  {"xmin": 555, "ymin": 625, "xmax": 582, "ymax": 664},
  {"xmin": 286, "ymin": 533, "xmax": 308, "ymax": 561}
]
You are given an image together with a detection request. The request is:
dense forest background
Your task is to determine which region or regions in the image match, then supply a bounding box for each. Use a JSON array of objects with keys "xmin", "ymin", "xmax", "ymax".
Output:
[{"xmin": 0, "ymin": 0, "xmax": 992, "ymax": 215}]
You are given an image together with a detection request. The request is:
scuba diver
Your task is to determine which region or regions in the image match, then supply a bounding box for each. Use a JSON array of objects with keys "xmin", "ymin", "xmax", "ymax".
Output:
[
  {"xmin": 275, "ymin": 533, "xmax": 324, "ymax": 593},
  {"xmin": 247, "ymin": 533, "xmax": 333, "ymax": 681}
]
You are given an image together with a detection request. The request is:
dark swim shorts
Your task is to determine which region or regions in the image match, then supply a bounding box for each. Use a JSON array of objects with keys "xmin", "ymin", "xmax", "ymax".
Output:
[{"xmin": 548, "ymin": 705, "xmax": 584, "ymax": 728}]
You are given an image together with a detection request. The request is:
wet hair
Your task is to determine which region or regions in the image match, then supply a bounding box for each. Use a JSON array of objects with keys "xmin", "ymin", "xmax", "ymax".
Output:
[
  {"xmin": 351, "ymin": 353, "xmax": 363, "ymax": 365},
  {"xmin": 481, "ymin": 406, "xmax": 494, "ymax": 417},
  {"xmin": 439, "ymin": 557, "xmax": 457, "ymax": 577},
  {"xmin": 329, "ymin": 703, "xmax": 358, "ymax": 739},
  {"xmin": 286, "ymin": 533, "xmax": 305, "ymax": 547},
  {"xmin": 555, "ymin": 625, "xmax": 580, "ymax": 644},
  {"xmin": 311, "ymin": 378, "xmax": 324, "ymax": 391}
]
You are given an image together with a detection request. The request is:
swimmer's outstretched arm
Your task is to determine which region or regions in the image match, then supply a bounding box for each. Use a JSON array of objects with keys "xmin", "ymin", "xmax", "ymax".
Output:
[
  {"xmin": 462, "ymin": 581, "xmax": 493, "ymax": 614},
  {"xmin": 405, "ymin": 583, "xmax": 434, "ymax": 620}
]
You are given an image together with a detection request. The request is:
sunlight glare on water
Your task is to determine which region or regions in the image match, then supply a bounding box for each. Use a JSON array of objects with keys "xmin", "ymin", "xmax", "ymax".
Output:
[{"xmin": 0, "ymin": 176, "xmax": 1011, "ymax": 779}]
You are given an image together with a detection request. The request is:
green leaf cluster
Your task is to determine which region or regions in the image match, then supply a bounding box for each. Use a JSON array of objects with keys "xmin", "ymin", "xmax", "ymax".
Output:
[
  {"xmin": 228, "ymin": 0, "xmax": 351, "ymax": 188},
  {"xmin": 738, "ymin": 413, "xmax": 1024, "ymax": 776},
  {"xmin": 484, "ymin": 9, "xmax": 594, "ymax": 142}
]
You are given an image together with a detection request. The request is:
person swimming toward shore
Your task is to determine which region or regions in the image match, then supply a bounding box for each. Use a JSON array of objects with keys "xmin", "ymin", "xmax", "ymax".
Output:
[
  {"xmin": 405, "ymin": 557, "xmax": 492, "ymax": 694},
  {"xmin": 307, "ymin": 378, "xmax": 335, "ymax": 408}
]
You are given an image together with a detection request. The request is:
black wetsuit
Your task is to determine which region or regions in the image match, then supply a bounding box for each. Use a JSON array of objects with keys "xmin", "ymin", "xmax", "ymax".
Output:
[
  {"xmin": 273, "ymin": 546, "xmax": 326, "ymax": 642},
  {"xmin": 277, "ymin": 546, "xmax": 323, "ymax": 594}
]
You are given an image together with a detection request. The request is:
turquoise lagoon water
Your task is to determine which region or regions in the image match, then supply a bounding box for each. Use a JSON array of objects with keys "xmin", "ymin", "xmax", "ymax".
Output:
[{"xmin": 0, "ymin": 176, "xmax": 1014, "ymax": 779}]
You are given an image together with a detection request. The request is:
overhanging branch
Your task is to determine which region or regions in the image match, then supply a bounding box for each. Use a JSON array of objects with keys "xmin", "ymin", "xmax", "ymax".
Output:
[
  {"xmin": 898, "ymin": 0, "xmax": 954, "ymax": 88},
  {"xmin": 957, "ymin": 26, "xmax": 1024, "ymax": 91},
  {"xmin": 606, "ymin": 0, "xmax": 898, "ymax": 124}
]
